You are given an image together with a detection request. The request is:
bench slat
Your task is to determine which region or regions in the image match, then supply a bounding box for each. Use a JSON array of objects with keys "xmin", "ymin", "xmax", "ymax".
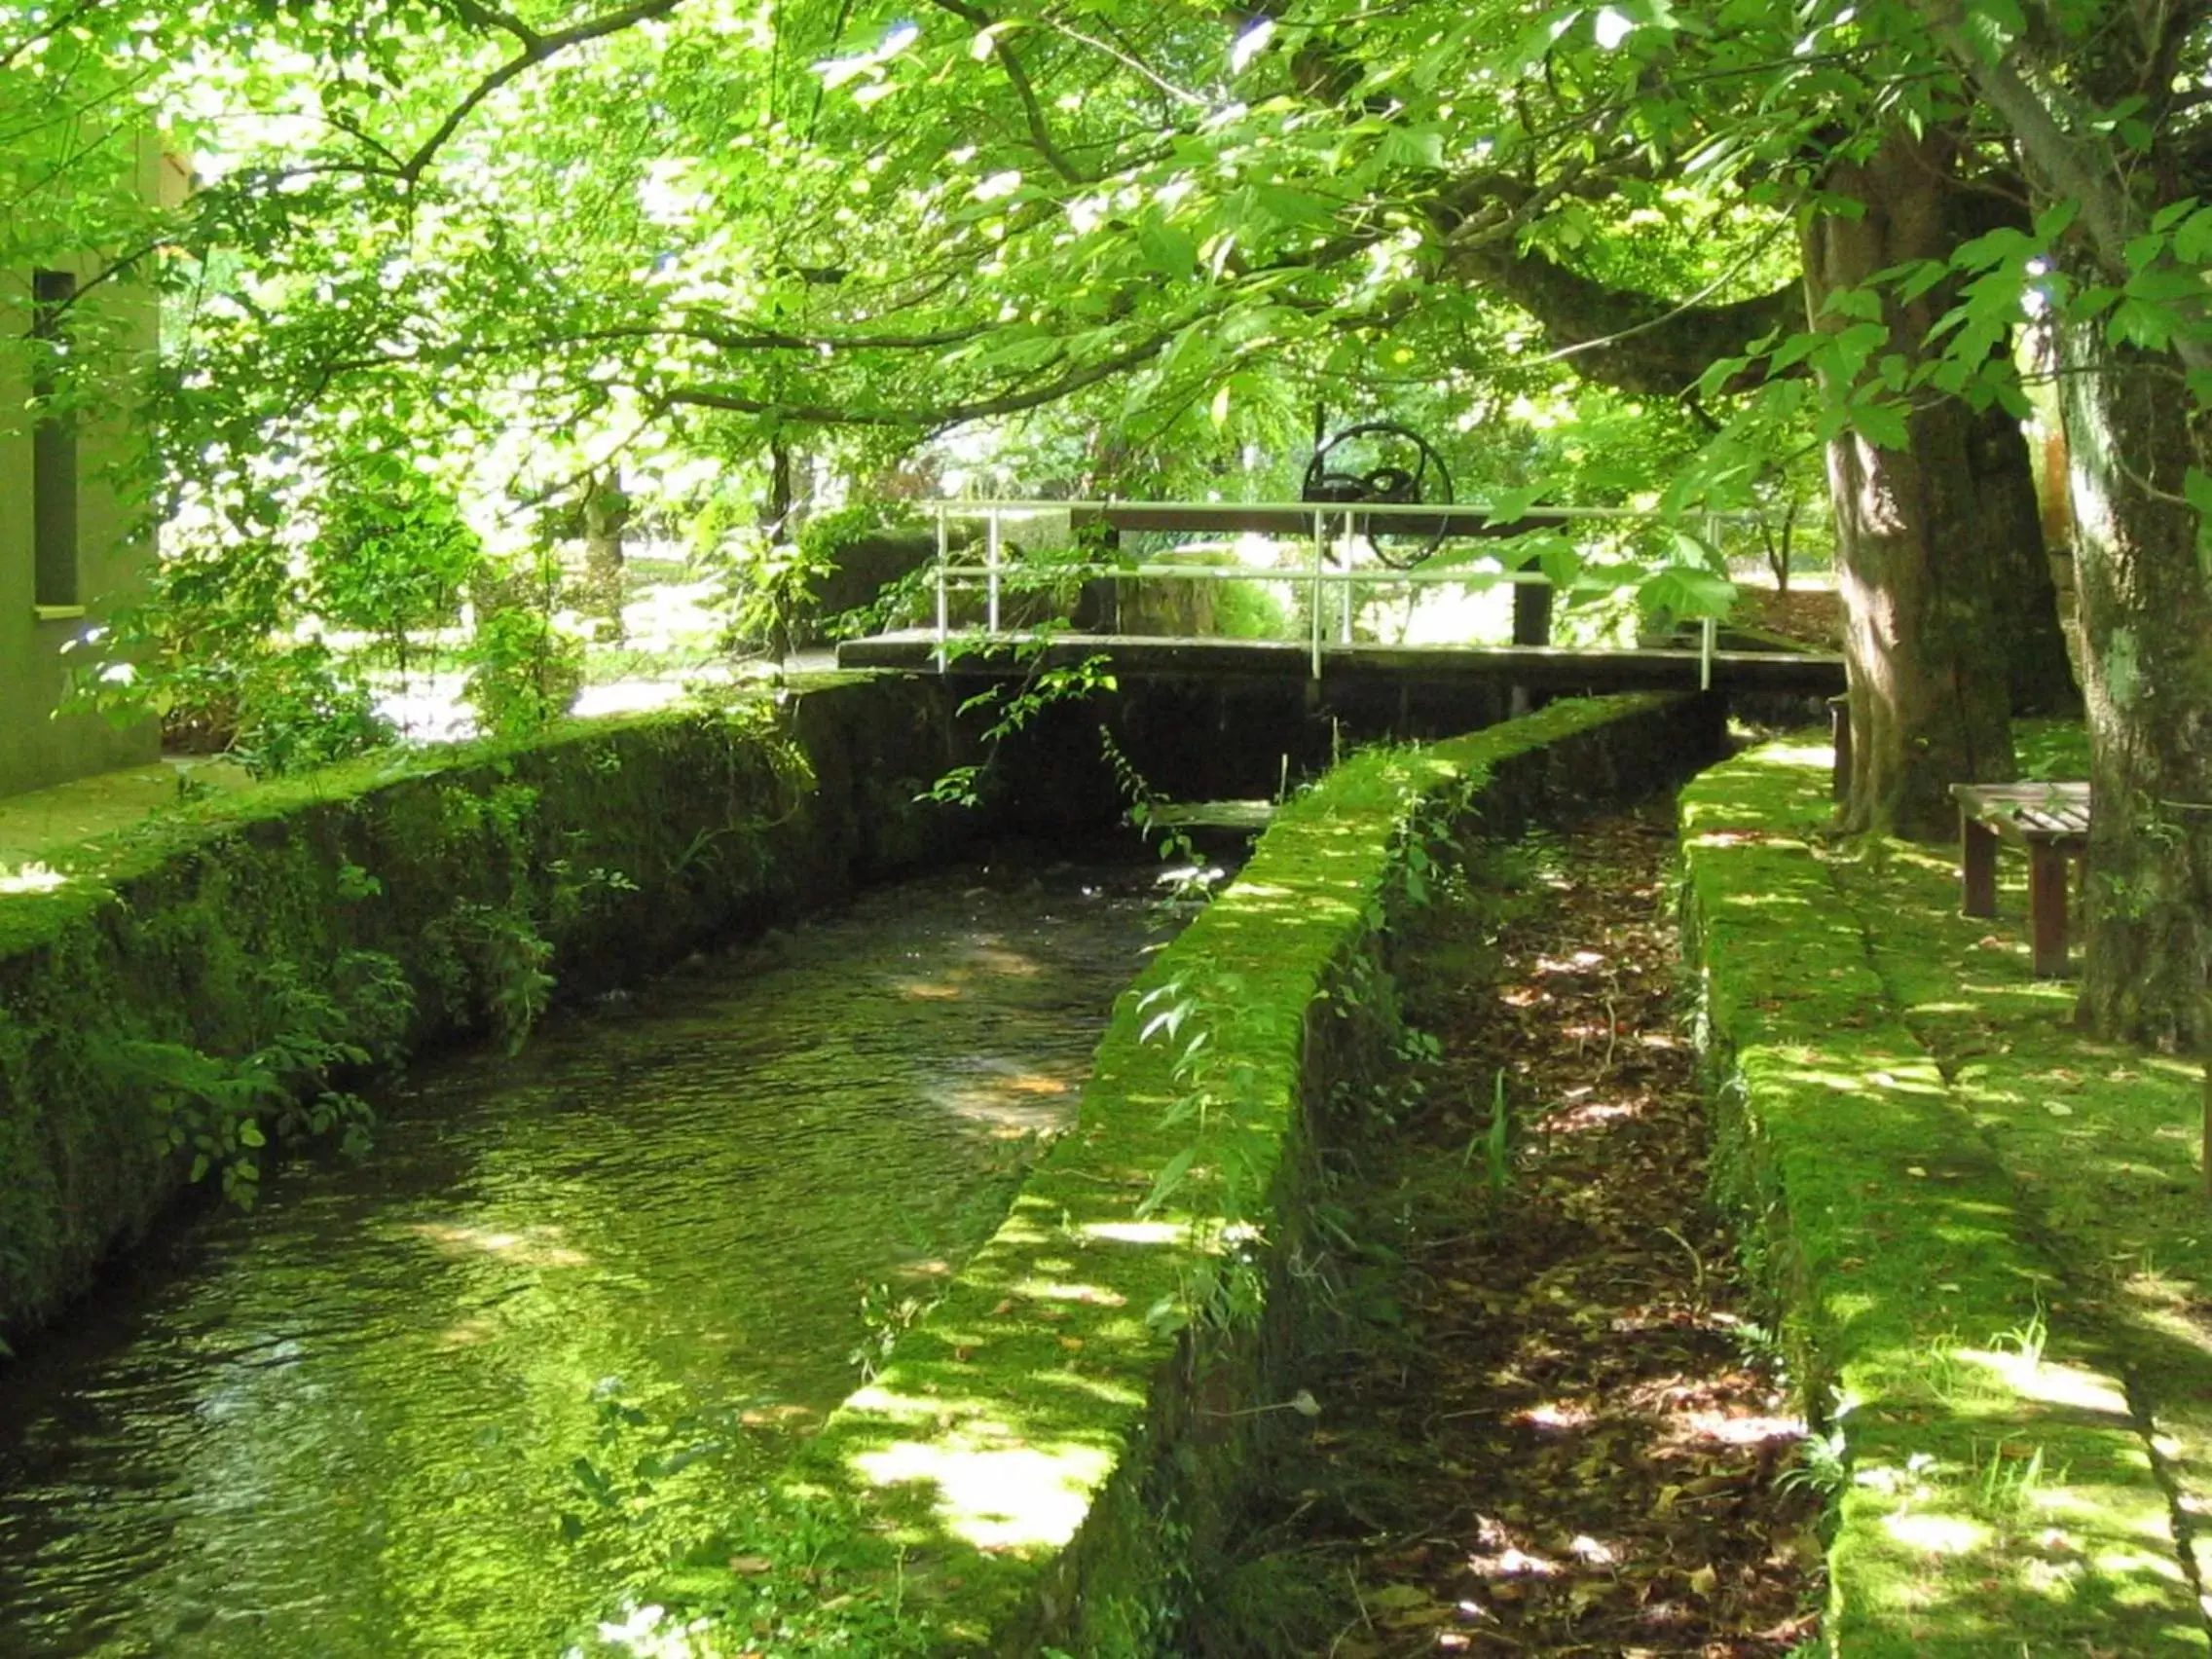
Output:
[{"xmin": 1950, "ymin": 781, "xmax": 2090, "ymax": 846}]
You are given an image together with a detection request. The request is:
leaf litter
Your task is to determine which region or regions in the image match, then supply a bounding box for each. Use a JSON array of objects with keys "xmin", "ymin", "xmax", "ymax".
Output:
[{"xmin": 1199, "ymin": 805, "xmax": 1824, "ymax": 1657}]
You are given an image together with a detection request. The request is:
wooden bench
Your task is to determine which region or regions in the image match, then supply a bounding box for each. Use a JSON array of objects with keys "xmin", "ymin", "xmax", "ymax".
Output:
[{"xmin": 1949, "ymin": 781, "xmax": 2090, "ymax": 978}]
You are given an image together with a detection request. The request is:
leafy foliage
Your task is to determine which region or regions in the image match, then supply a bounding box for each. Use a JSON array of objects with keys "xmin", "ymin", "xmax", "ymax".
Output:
[{"xmin": 93, "ymin": 949, "xmax": 413, "ymax": 1205}]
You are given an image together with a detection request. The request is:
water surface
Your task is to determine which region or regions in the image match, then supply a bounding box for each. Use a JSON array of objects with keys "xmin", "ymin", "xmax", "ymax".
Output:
[{"xmin": 0, "ymin": 854, "xmax": 1169, "ymax": 1657}]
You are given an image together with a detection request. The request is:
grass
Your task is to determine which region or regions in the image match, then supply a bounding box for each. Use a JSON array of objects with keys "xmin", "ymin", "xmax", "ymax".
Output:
[{"xmin": 1682, "ymin": 730, "xmax": 2211, "ymax": 1655}]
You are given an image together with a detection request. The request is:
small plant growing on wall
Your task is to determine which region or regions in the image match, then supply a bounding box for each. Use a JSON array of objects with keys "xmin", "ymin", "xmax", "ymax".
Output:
[{"xmin": 93, "ymin": 949, "xmax": 414, "ymax": 1206}]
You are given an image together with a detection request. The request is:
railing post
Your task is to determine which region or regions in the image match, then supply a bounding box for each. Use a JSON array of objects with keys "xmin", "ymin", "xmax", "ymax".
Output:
[
  {"xmin": 934, "ymin": 505, "xmax": 949, "ymax": 671},
  {"xmin": 1700, "ymin": 614, "xmax": 1715, "ymax": 691},
  {"xmin": 1339, "ymin": 517, "xmax": 1354, "ymax": 645},
  {"xmin": 1309, "ymin": 508, "xmax": 1325, "ymax": 680},
  {"xmin": 985, "ymin": 506, "xmax": 1002, "ymax": 635}
]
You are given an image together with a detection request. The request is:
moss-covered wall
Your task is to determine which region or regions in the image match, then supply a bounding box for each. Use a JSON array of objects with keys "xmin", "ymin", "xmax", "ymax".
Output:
[
  {"xmin": 1679, "ymin": 743, "xmax": 2204, "ymax": 1656},
  {"xmin": 0, "ymin": 678, "xmax": 1004, "ymax": 1350},
  {"xmin": 712, "ymin": 691, "xmax": 1724, "ymax": 1656}
]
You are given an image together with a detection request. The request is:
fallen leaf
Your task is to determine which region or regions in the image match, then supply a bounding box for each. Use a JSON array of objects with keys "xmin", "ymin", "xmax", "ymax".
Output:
[{"xmin": 1367, "ymin": 1583, "xmax": 1435, "ymax": 1612}]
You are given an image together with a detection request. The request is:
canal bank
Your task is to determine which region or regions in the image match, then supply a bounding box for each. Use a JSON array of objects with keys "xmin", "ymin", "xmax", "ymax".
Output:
[{"xmin": 0, "ymin": 678, "xmax": 1024, "ymax": 1350}]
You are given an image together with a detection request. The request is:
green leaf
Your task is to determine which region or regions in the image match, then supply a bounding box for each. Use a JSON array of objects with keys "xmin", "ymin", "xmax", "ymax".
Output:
[
  {"xmin": 1137, "ymin": 1146, "xmax": 1198, "ymax": 1219},
  {"xmin": 1640, "ymin": 564, "xmax": 1737, "ymax": 618},
  {"xmin": 1251, "ymin": 184, "xmax": 1339, "ymax": 231},
  {"xmin": 1823, "ymin": 285, "xmax": 1884, "ymax": 322},
  {"xmin": 2110, "ymin": 298, "xmax": 2177, "ymax": 350},
  {"xmin": 1962, "ymin": 0, "xmax": 2026, "ymax": 54},
  {"xmin": 1136, "ymin": 214, "xmax": 1198, "ymax": 277},
  {"xmin": 1951, "ymin": 225, "xmax": 2037, "ymax": 273},
  {"xmin": 2175, "ymin": 207, "xmax": 2212, "ymax": 266},
  {"xmin": 2123, "ymin": 231, "xmax": 2168, "ymax": 273},
  {"xmin": 2153, "ymin": 197, "xmax": 2200, "ymax": 233},
  {"xmin": 1380, "ymin": 126, "xmax": 1448, "ymax": 170},
  {"xmin": 1847, "ymin": 397, "xmax": 1911, "ymax": 449},
  {"xmin": 2124, "ymin": 266, "xmax": 2205, "ymax": 303},
  {"xmin": 2034, "ymin": 200, "xmax": 2081, "ymax": 241}
]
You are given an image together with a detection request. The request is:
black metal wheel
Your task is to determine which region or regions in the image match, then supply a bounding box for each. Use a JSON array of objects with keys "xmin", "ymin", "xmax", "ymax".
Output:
[{"xmin": 1300, "ymin": 421, "xmax": 1455, "ymax": 567}]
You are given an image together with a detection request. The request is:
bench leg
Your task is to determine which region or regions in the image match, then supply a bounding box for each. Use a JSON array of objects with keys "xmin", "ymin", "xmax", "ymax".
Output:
[
  {"xmin": 2030, "ymin": 840, "xmax": 2071, "ymax": 977},
  {"xmin": 1962, "ymin": 817, "xmax": 1999, "ymax": 919}
]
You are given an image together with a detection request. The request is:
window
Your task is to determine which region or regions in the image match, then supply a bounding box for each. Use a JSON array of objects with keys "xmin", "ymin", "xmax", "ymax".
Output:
[{"xmin": 31, "ymin": 269, "xmax": 78, "ymax": 609}]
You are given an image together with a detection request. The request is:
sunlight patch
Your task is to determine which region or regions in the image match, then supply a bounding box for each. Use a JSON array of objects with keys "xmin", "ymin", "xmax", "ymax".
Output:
[
  {"xmin": 1880, "ymin": 1511, "xmax": 1989, "ymax": 1555},
  {"xmin": 1083, "ymin": 1219, "xmax": 1189, "ymax": 1247},
  {"xmin": 852, "ymin": 1433, "xmax": 1112, "ymax": 1550},
  {"xmin": 405, "ymin": 1221, "xmax": 588, "ymax": 1268},
  {"xmin": 1955, "ymin": 1348, "xmax": 2131, "ymax": 1419}
]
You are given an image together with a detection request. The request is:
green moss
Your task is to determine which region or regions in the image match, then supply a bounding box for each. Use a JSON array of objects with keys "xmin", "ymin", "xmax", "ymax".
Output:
[
  {"xmin": 659, "ymin": 692, "xmax": 1718, "ymax": 1656},
  {"xmin": 1681, "ymin": 734, "xmax": 2207, "ymax": 1655}
]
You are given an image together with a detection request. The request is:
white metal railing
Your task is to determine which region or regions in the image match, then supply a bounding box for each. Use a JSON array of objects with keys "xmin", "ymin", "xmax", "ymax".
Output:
[{"xmin": 917, "ymin": 499, "xmax": 1734, "ymax": 689}]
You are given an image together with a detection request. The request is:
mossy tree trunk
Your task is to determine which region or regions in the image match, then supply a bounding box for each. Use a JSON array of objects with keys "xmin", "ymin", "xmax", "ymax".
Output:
[
  {"xmin": 2057, "ymin": 316, "xmax": 2212, "ymax": 1050},
  {"xmin": 1801, "ymin": 130, "xmax": 2073, "ymax": 835}
]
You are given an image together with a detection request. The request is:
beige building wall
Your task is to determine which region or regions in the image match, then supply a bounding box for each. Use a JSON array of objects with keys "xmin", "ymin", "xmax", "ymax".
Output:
[{"xmin": 0, "ymin": 140, "xmax": 185, "ymax": 797}]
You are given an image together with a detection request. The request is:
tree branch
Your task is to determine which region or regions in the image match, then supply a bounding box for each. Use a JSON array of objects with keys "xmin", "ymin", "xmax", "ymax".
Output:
[
  {"xmin": 1447, "ymin": 234, "xmax": 1797, "ymax": 398},
  {"xmin": 313, "ymin": 315, "xmax": 992, "ymax": 377},
  {"xmin": 1037, "ymin": 16, "xmax": 1207, "ymax": 107},
  {"xmin": 925, "ymin": 0, "xmax": 1091, "ymax": 183},
  {"xmin": 0, "ymin": 0, "xmax": 114, "ymax": 73},
  {"xmin": 662, "ymin": 326, "xmax": 1182, "ymax": 430},
  {"xmin": 396, "ymin": 0, "xmax": 683, "ymax": 185}
]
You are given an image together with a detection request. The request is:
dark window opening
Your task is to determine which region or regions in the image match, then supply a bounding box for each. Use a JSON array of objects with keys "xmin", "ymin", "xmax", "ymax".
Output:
[{"xmin": 31, "ymin": 269, "xmax": 78, "ymax": 609}]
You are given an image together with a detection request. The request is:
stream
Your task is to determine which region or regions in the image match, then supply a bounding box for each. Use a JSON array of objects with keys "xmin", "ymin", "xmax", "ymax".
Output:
[{"xmin": 0, "ymin": 849, "xmax": 1177, "ymax": 1658}]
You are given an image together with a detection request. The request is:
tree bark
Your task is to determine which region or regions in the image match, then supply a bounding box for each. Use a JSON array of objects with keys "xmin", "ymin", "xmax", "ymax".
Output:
[
  {"xmin": 2056, "ymin": 316, "xmax": 2212, "ymax": 1050},
  {"xmin": 1450, "ymin": 140, "xmax": 2069, "ymax": 830},
  {"xmin": 1800, "ymin": 131, "xmax": 2071, "ymax": 833}
]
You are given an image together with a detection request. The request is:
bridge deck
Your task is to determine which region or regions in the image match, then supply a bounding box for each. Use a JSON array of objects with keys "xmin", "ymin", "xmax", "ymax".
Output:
[{"xmin": 835, "ymin": 631, "xmax": 1845, "ymax": 694}]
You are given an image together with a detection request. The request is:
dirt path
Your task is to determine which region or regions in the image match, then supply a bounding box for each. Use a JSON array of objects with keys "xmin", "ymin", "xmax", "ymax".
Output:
[{"xmin": 1198, "ymin": 805, "xmax": 1824, "ymax": 1657}]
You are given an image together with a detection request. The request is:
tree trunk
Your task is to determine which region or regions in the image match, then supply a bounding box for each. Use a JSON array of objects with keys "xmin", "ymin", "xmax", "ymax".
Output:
[
  {"xmin": 760, "ymin": 438, "xmax": 795, "ymax": 537},
  {"xmin": 2057, "ymin": 318, "xmax": 2212, "ymax": 1050},
  {"xmin": 1442, "ymin": 128, "xmax": 2069, "ymax": 811},
  {"xmin": 581, "ymin": 470, "xmax": 629, "ymax": 633},
  {"xmin": 1802, "ymin": 131, "xmax": 2072, "ymax": 833}
]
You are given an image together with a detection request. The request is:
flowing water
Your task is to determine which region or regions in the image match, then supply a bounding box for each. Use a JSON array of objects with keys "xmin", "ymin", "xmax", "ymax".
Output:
[{"xmin": 0, "ymin": 851, "xmax": 1177, "ymax": 1658}]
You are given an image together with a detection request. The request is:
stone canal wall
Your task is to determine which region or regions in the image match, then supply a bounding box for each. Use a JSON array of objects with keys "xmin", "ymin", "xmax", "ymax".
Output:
[{"xmin": 0, "ymin": 679, "xmax": 1004, "ymax": 1347}]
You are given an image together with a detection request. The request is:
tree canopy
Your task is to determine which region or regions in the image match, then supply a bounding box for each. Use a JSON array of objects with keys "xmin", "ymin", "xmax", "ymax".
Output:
[{"xmin": 16, "ymin": 0, "xmax": 2212, "ymax": 1041}]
